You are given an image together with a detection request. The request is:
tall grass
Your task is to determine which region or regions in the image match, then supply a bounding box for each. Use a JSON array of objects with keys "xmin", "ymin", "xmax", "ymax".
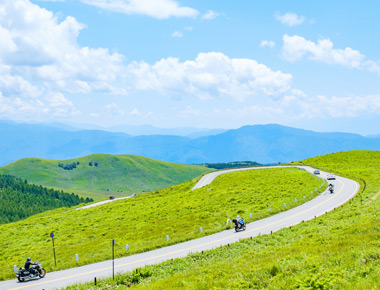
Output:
[
  {"xmin": 0, "ymin": 167, "xmax": 323, "ymax": 281},
  {"xmin": 66, "ymin": 150, "xmax": 380, "ymax": 289}
]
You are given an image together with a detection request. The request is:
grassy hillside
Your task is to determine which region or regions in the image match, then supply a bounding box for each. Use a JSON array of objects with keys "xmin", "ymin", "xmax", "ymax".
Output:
[
  {"xmin": 66, "ymin": 150, "xmax": 379, "ymax": 289},
  {"xmin": 0, "ymin": 167, "xmax": 324, "ymax": 281},
  {"xmin": 0, "ymin": 154, "xmax": 211, "ymax": 200}
]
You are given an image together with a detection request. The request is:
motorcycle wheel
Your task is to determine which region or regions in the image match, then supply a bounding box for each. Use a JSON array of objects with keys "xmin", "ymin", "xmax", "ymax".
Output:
[
  {"xmin": 235, "ymin": 227, "xmax": 238, "ymax": 232},
  {"xmin": 17, "ymin": 276, "xmax": 25, "ymax": 282},
  {"xmin": 39, "ymin": 269, "xmax": 46, "ymax": 278}
]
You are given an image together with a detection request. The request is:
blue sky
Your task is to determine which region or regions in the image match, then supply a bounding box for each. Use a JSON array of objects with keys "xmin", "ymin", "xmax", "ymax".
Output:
[{"xmin": 1, "ymin": 0, "xmax": 380, "ymax": 135}]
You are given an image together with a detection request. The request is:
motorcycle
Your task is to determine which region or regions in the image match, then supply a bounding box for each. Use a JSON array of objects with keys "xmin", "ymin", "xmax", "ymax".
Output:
[
  {"xmin": 16, "ymin": 262, "xmax": 46, "ymax": 282},
  {"xmin": 232, "ymin": 218, "xmax": 246, "ymax": 232},
  {"xmin": 329, "ymin": 184, "xmax": 334, "ymax": 194}
]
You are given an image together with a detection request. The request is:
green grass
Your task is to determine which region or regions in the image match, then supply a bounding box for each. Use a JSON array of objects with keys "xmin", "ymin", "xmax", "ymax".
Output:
[
  {"xmin": 65, "ymin": 150, "xmax": 380, "ymax": 289},
  {"xmin": 0, "ymin": 154, "xmax": 211, "ymax": 200},
  {"xmin": 0, "ymin": 167, "xmax": 324, "ymax": 281}
]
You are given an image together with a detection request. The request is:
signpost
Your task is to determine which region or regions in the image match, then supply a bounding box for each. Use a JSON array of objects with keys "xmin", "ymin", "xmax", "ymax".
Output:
[
  {"xmin": 50, "ymin": 232, "xmax": 57, "ymax": 266},
  {"xmin": 112, "ymin": 239, "xmax": 115, "ymax": 280}
]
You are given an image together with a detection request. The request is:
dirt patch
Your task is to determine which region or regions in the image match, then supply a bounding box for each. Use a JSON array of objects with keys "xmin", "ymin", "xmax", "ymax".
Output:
[{"xmin": 365, "ymin": 190, "xmax": 380, "ymax": 206}]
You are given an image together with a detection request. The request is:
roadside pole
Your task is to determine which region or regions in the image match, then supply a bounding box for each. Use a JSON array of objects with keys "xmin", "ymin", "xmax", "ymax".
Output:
[
  {"xmin": 50, "ymin": 232, "xmax": 57, "ymax": 266},
  {"xmin": 112, "ymin": 239, "xmax": 115, "ymax": 280}
]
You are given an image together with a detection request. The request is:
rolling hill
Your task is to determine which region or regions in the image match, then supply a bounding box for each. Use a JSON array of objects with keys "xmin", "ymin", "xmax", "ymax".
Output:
[
  {"xmin": 0, "ymin": 154, "xmax": 211, "ymax": 200},
  {"xmin": 66, "ymin": 150, "xmax": 380, "ymax": 289},
  {"xmin": 0, "ymin": 166, "xmax": 323, "ymax": 281}
]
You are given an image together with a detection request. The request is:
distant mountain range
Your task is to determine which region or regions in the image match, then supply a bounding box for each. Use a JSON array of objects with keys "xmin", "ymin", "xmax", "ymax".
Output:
[
  {"xmin": 1, "ymin": 121, "xmax": 380, "ymax": 166},
  {"xmin": 34, "ymin": 121, "xmax": 227, "ymax": 137}
]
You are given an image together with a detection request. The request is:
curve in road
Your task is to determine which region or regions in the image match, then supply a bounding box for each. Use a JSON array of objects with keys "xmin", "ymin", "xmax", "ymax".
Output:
[{"xmin": 2, "ymin": 166, "xmax": 359, "ymax": 290}]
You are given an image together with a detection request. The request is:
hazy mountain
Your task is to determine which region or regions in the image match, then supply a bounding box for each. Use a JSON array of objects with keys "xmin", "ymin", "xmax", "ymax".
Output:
[
  {"xmin": 367, "ymin": 134, "xmax": 380, "ymax": 138},
  {"xmin": 36, "ymin": 121, "xmax": 226, "ymax": 137},
  {"xmin": 1, "ymin": 122, "xmax": 379, "ymax": 166}
]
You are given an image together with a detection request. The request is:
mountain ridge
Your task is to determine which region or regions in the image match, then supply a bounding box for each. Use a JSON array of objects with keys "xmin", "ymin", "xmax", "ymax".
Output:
[{"xmin": 1, "ymin": 122, "xmax": 379, "ymax": 165}]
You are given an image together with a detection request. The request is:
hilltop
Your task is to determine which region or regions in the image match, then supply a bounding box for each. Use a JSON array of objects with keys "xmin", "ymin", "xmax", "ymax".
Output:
[{"xmin": 0, "ymin": 154, "xmax": 211, "ymax": 200}]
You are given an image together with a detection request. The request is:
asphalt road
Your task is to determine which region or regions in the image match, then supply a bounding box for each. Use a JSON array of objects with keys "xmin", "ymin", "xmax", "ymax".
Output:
[{"xmin": 1, "ymin": 166, "xmax": 359, "ymax": 290}]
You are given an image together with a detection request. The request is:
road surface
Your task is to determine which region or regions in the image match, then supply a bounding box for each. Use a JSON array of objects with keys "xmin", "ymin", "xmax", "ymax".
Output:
[{"xmin": 1, "ymin": 166, "xmax": 359, "ymax": 290}]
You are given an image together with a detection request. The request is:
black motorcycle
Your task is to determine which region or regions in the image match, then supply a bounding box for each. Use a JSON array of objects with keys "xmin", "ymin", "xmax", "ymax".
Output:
[
  {"xmin": 16, "ymin": 262, "xmax": 46, "ymax": 282},
  {"xmin": 232, "ymin": 218, "xmax": 246, "ymax": 232},
  {"xmin": 329, "ymin": 184, "xmax": 334, "ymax": 194}
]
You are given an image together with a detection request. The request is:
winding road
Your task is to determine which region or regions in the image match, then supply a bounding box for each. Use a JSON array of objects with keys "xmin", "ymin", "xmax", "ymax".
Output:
[{"xmin": 1, "ymin": 166, "xmax": 359, "ymax": 290}]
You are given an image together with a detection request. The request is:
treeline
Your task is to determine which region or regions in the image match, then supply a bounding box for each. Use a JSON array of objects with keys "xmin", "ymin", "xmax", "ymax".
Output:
[
  {"xmin": 0, "ymin": 175, "xmax": 93, "ymax": 224},
  {"xmin": 200, "ymin": 161, "xmax": 262, "ymax": 170},
  {"xmin": 58, "ymin": 161, "xmax": 80, "ymax": 170}
]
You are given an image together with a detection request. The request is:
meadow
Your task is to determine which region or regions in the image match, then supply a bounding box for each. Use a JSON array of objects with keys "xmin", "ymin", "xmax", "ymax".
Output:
[
  {"xmin": 65, "ymin": 150, "xmax": 379, "ymax": 289},
  {"xmin": 0, "ymin": 154, "xmax": 211, "ymax": 200},
  {"xmin": 0, "ymin": 167, "xmax": 324, "ymax": 281}
]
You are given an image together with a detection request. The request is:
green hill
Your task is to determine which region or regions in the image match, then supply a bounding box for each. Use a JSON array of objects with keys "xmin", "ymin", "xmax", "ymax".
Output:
[
  {"xmin": 66, "ymin": 150, "xmax": 379, "ymax": 289},
  {"xmin": 0, "ymin": 175, "xmax": 92, "ymax": 224},
  {"xmin": 0, "ymin": 167, "xmax": 324, "ymax": 281},
  {"xmin": 0, "ymin": 154, "xmax": 212, "ymax": 200}
]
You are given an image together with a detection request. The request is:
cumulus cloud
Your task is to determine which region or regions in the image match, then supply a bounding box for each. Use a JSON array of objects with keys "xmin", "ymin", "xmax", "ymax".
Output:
[
  {"xmin": 275, "ymin": 12, "xmax": 304, "ymax": 27},
  {"xmin": 260, "ymin": 40, "xmax": 275, "ymax": 48},
  {"xmin": 201, "ymin": 10, "xmax": 219, "ymax": 20},
  {"xmin": 0, "ymin": 0, "xmax": 128, "ymax": 118},
  {"xmin": 278, "ymin": 90, "xmax": 380, "ymax": 119},
  {"xmin": 80, "ymin": 0, "xmax": 199, "ymax": 19},
  {"xmin": 127, "ymin": 52, "xmax": 293, "ymax": 101},
  {"xmin": 282, "ymin": 34, "xmax": 372, "ymax": 70}
]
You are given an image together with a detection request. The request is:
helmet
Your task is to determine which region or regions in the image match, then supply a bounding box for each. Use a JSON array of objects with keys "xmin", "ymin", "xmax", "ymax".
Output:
[
  {"xmin": 27, "ymin": 257, "xmax": 31, "ymax": 261},
  {"xmin": 237, "ymin": 215, "xmax": 240, "ymax": 218}
]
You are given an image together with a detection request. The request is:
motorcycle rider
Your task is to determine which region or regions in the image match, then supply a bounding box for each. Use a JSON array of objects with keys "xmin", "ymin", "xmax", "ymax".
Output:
[
  {"xmin": 25, "ymin": 257, "xmax": 37, "ymax": 275},
  {"xmin": 236, "ymin": 215, "xmax": 244, "ymax": 228}
]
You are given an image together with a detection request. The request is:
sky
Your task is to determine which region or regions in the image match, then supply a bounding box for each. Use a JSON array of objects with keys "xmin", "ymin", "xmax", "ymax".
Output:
[{"xmin": 1, "ymin": 0, "xmax": 380, "ymax": 135}]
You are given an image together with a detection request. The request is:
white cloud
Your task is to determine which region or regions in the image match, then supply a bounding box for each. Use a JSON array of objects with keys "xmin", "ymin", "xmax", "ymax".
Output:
[
  {"xmin": 106, "ymin": 103, "xmax": 125, "ymax": 116},
  {"xmin": 201, "ymin": 10, "xmax": 219, "ymax": 20},
  {"xmin": 80, "ymin": 0, "xmax": 199, "ymax": 19},
  {"xmin": 127, "ymin": 52, "xmax": 293, "ymax": 101},
  {"xmin": 260, "ymin": 40, "xmax": 275, "ymax": 48},
  {"xmin": 0, "ymin": 64, "xmax": 41, "ymax": 99},
  {"xmin": 0, "ymin": 0, "xmax": 127, "ymax": 93},
  {"xmin": 275, "ymin": 12, "xmax": 304, "ymax": 27},
  {"xmin": 281, "ymin": 34, "xmax": 374, "ymax": 71},
  {"xmin": 171, "ymin": 31, "xmax": 183, "ymax": 38},
  {"xmin": 0, "ymin": 90, "xmax": 77, "ymax": 119},
  {"xmin": 178, "ymin": 106, "xmax": 202, "ymax": 118},
  {"xmin": 278, "ymin": 91, "xmax": 380, "ymax": 119},
  {"xmin": 130, "ymin": 108, "xmax": 141, "ymax": 115},
  {"xmin": 0, "ymin": 0, "xmax": 129, "ymax": 118}
]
